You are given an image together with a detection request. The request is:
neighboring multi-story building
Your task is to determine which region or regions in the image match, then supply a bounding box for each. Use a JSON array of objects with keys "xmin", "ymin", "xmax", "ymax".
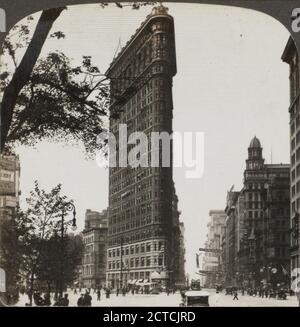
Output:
[
  {"xmin": 243, "ymin": 137, "xmax": 290, "ymax": 287},
  {"xmin": 282, "ymin": 37, "xmax": 300, "ymax": 276},
  {"xmin": 202, "ymin": 210, "xmax": 226, "ymax": 287},
  {"xmin": 106, "ymin": 5, "xmax": 177, "ymax": 288},
  {"xmin": 0, "ymin": 154, "xmax": 20, "ymax": 299},
  {"xmin": 221, "ymin": 137, "xmax": 290, "ymax": 288},
  {"xmin": 224, "ymin": 190, "xmax": 240, "ymax": 286},
  {"xmin": 0, "ymin": 154, "xmax": 20, "ymax": 222},
  {"xmin": 170, "ymin": 184, "xmax": 185, "ymax": 287},
  {"xmin": 81, "ymin": 209, "xmax": 108, "ymax": 288},
  {"xmin": 178, "ymin": 222, "xmax": 186, "ymax": 287}
]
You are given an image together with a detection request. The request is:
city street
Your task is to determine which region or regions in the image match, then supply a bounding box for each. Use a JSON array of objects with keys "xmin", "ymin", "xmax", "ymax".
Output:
[{"xmin": 16, "ymin": 289, "xmax": 299, "ymax": 307}]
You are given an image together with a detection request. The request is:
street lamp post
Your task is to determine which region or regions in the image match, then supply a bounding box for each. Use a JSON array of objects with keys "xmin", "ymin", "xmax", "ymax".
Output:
[
  {"xmin": 119, "ymin": 236, "xmax": 124, "ymax": 290},
  {"xmin": 57, "ymin": 202, "xmax": 77, "ymax": 299}
]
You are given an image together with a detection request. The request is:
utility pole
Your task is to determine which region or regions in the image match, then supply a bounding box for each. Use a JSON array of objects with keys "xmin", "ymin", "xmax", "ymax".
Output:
[{"xmin": 59, "ymin": 210, "xmax": 65, "ymax": 299}]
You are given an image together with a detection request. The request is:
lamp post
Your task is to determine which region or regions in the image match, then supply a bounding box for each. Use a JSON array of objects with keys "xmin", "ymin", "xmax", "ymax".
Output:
[{"xmin": 56, "ymin": 202, "xmax": 77, "ymax": 298}]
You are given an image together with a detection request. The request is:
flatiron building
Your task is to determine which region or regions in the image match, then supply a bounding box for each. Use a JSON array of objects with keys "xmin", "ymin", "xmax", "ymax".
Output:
[{"xmin": 105, "ymin": 5, "xmax": 177, "ymax": 288}]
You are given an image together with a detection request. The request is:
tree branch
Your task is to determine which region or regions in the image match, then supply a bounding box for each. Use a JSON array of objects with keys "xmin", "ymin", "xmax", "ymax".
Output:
[{"xmin": 0, "ymin": 7, "xmax": 66, "ymax": 152}]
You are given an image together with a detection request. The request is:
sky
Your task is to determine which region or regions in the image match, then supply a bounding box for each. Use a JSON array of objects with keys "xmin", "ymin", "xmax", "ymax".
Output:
[{"xmin": 3, "ymin": 2, "xmax": 291, "ymax": 278}]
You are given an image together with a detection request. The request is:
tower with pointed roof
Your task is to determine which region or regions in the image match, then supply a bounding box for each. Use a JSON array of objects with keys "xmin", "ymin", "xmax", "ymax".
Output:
[
  {"xmin": 246, "ymin": 136, "xmax": 265, "ymax": 171},
  {"xmin": 238, "ymin": 137, "xmax": 290, "ymax": 288}
]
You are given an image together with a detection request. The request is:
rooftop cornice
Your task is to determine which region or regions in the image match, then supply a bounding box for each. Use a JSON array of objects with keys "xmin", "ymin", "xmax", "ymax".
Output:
[{"xmin": 106, "ymin": 6, "xmax": 173, "ymax": 76}]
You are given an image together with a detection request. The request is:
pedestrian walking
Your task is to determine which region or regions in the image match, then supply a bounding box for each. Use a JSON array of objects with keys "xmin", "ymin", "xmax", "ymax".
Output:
[
  {"xmin": 265, "ymin": 289, "xmax": 269, "ymax": 298},
  {"xmin": 233, "ymin": 291, "xmax": 239, "ymax": 300},
  {"xmin": 77, "ymin": 294, "xmax": 84, "ymax": 306},
  {"xmin": 84, "ymin": 291, "xmax": 92, "ymax": 306},
  {"xmin": 59, "ymin": 294, "xmax": 69, "ymax": 307},
  {"xmin": 43, "ymin": 293, "xmax": 51, "ymax": 306},
  {"xmin": 97, "ymin": 289, "xmax": 101, "ymax": 301}
]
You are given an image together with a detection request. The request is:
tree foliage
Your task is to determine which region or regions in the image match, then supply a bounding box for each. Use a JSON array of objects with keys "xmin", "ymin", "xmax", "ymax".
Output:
[
  {"xmin": 8, "ymin": 182, "xmax": 79, "ymax": 304},
  {"xmin": 36, "ymin": 233, "xmax": 83, "ymax": 294},
  {"xmin": 1, "ymin": 10, "xmax": 109, "ymax": 156},
  {"xmin": 0, "ymin": 208, "xmax": 24, "ymax": 304},
  {"xmin": 0, "ymin": 8, "xmax": 66, "ymax": 153},
  {"xmin": 0, "ymin": 2, "xmax": 157, "ymax": 154}
]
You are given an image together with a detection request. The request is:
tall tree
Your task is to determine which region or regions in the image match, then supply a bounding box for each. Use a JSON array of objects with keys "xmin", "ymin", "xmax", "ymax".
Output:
[
  {"xmin": 36, "ymin": 233, "xmax": 83, "ymax": 298},
  {"xmin": 15, "ymin": 181, "xmax": 75, "ymax": 305}
]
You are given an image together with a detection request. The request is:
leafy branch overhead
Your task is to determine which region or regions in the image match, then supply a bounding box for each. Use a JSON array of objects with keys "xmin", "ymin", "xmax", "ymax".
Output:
[
  {"xmin": 0, "ymin": 2, "xmax": 157, "ymax": 155},
  {"xmin": 1, "ymin": 9, "xmax": 109, "ymax": 156},
  {"xmin": 2, "ymin": 50, "xmax": 109, "ymax": 155}
]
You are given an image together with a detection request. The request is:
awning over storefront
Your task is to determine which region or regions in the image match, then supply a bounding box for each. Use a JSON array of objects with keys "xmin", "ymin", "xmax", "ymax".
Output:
[
  {"xmin": 150, "ymin": 271, "xmax": 161, "ymax": 280},
  {"xmin": 150, "ymin": 271, "xmax": 168, "ymax": 280}
]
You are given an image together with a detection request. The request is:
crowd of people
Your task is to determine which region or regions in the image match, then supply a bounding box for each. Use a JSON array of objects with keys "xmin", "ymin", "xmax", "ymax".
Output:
[
  {"xmin": 25, "ymin": 284, "xmax": 180, "ymax": 306},
  {"xmin": 29, "ymin": 288, "xmax": 97, "ymax": 306},
  {"xmin": 223, "ymin": 286, "xmax": 289, "ymax": 300}
]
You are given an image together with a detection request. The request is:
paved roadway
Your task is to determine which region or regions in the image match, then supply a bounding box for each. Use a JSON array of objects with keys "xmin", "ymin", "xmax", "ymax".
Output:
[{"xmin": 16, "ymin": 289, "xmax": 299, "ymax": 307}]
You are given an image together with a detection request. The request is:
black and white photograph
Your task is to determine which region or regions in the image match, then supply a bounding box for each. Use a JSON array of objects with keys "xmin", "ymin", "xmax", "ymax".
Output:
[{"xmin": 0, "ymin": 0, "xmax": 300, "ymax": 310}]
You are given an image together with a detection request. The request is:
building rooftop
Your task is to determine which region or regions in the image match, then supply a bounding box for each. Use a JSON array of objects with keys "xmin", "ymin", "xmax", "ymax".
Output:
[
  {"xmin": 281, "ymin": 37, "xmax": 296, "ymax": 63},
  {"xmin": 265, "ymin": 163, "xmax": 290, "ymax": 169},
  {"xmin": 249, "ymin": 136, "xmax": 261, "ymax": 148},
  {"xmin": 106, "ymin": 4, "xmax": 172, "ymax": 75}
]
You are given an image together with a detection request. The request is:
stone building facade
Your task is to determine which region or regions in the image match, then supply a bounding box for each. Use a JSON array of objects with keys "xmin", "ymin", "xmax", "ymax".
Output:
[
  {"xmin": 81, "ymin": 209, "xmax": 108, "ymax": 288},
  {"xmin": 202, "ymin": 210, "xmax": 226, "ymax": 287},
  {"xmin": 106, "ymin": 5, "xmax": 177, "ymax": 288},
  {"xmin": 221, "ymin": 137, "xmax": 290, "ymax": 288},
  {"xmin": 0, "ymin": 154, "xmax": 20, "ymax": 222},
  {"xmin": 282, "ymin": 37, "xmax": 300, "ymax": 276}
]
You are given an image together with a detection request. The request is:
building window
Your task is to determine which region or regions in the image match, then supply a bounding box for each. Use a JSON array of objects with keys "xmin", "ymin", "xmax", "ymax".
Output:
[
  {"xmin": 146, "ymin": 257, "xmax": 151, "ymax": 266},
  {"xmin": 130, "ymin": 246, "xmax": 134, "ymax": 254},
  {"xmin": 146, "ymin": 243, "xmax": 151, "ymax": 252}
]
